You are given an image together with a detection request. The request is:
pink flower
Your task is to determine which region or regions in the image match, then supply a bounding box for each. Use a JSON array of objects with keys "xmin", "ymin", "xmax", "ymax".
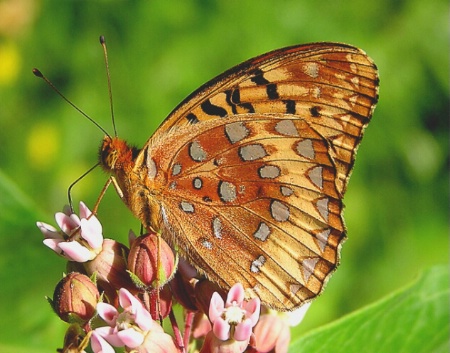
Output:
[
  {"xmin": 82, "ymin": 238, "xmax": 136, "ymax": 294},
  {"xmin": 253, "ymin": 312, "xmax": 290, "ymax": 353},
  {"xmin": 37, "ymin": 202, "xmax": 103, "ymax": 262},
  {"xmin": 91, "ymin": 332, "xmax": 115, "ymax": 353},
  {"xmin": 192, "ymin": 312, "xmax": 212, "ymax": 339},
  {"xmin": 203, "ymin": 283, "xmax": 261, "ymax": 353},
  {"xmin": 93, "ymin": 288, "xmax": 177, "ymax": 353},
  {"xmin": 254, "ymin": 303, "xmax": 311, "ymax": 353},
  {"xmin": 200, "ymin": 331, "xmax": 250, "ymax": 353},
  {"xmin": 286, "ymin": 302, "xmax": 311, "ymax": 327}
]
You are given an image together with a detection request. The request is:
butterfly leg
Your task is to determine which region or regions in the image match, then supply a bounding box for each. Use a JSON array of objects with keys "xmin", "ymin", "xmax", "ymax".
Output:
[
  {"xmin": 110, "ymin": 176, "xmax": 124, "ymax": 200},
  {"xmin": 92, "ymin": 176, "xmax": 124, "ymax": 215},
  {"xmin": 91, "ymin": 177, "xmax": 113, "ymax": 215}
]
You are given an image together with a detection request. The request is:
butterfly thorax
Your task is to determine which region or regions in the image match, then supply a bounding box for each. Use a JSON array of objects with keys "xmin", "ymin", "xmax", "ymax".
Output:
[{"xmin": 98, "ymin": 136, "xmax": 165, "ymax": 232}]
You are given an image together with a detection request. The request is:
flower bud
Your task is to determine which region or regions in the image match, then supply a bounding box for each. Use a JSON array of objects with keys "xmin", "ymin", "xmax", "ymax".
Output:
[
  {"xmin": 82, "ymin": 238, "xmax": 136, "ymax": 293},
  {"xmin": 52, "ymin": 272, "xmax": 99, "ymax": 323},
  {"xmin": 254, "ymin": 311, "xmax": 290, "ymax": 353},
  {"xmin": 128, "ymin": 232, "xmax": 177, "ymax": 289}
]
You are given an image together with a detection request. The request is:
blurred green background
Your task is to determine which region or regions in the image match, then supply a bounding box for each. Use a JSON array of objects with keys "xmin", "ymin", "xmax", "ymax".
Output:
[{"xmin": 0, "ymin": 0, "xmax": 448, "ymax": 352}]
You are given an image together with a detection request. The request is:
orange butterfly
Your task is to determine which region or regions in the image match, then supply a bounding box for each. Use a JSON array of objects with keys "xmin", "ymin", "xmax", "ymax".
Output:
[{"xmin": 99, "ymin": 42, "xmax": 379, "ymax": 311}]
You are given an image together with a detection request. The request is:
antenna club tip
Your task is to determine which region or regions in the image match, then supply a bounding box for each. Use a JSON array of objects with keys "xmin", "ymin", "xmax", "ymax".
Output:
[
  {"xmin": 99, "ymin": 35, "xmax": 106, "ymax": 45},
  {"xmin": 32, "ymin": 68, "xmax": 43, "ymax": 78}
]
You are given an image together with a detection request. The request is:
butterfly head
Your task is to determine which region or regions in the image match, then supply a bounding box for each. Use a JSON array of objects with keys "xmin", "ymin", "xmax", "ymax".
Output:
[{"xmin": 99, "ymin": 136, "xmax": 140, "ymax": 173}]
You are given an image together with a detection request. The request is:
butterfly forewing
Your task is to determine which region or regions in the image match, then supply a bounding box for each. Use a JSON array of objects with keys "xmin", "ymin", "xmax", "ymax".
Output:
[{"xmin": 106, "ymin": 42, "xmax": 379, "ymax": 310}]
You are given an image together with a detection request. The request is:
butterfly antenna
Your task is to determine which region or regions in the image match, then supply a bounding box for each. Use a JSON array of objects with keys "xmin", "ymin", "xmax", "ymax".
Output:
[
  {"xmin": 32, "ymin": 68, "xmax": 111, "ymax": 138},
  {"xmin": 99, "ymin": 35, "xmax": 118, "ymax": 137},
  {"xmin": 67, "ymin": 162, "xmax": 101, "ymax": 213}
]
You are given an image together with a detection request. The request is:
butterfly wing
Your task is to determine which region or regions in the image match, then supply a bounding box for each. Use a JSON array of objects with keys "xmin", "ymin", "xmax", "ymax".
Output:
[{"xmin": 140, "ymin": 43, "xmax": 378, "ymax": 310}]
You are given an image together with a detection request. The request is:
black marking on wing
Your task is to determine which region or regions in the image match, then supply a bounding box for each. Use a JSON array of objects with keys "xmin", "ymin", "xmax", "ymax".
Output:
[
  {"xmin": 284, "ymin": 100, "xmax": 296, "ymax": 114},
  {"xmin": 201, "ymin": 100, "xmax": 228, "ymax": 117},
  {"xmin": 186, "ymin": 113, "xmax": 200, "ymax": 124},
  {"xmin": 250, "ymin": 68, "xmax": 270, "ymax": 85}
]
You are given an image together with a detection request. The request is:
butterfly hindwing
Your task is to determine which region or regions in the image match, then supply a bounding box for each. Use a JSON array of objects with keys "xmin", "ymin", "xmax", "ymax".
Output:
[{"xmin": 144, "ymin": 114, "xmax": 341, "ymax": 309}]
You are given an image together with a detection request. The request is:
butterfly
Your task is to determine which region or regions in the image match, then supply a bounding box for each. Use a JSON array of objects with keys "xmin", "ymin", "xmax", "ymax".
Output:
[{"xmin": 99, "ymin": 42, "xmax": 379, "ymax": 311}]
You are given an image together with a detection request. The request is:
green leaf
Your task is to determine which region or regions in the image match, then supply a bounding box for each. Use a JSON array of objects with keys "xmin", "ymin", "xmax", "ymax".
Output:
[{"xmin": 291, "ymin": 265, "xmax": 449, "ymax": 353}]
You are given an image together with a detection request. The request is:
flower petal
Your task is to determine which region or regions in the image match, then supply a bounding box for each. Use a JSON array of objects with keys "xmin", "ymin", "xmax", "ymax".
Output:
[
  {"xmin": 69, "ymin": 213, "xmax": 81, "ymax": 226},
  {"xmin": 212, "ymin": 316, "xmax": 231, "ymax": 341},
  {"xmin": 192, "ymin": 313, "xmax": 213, "ymax": 339},
  {"xmin": 55, "ymin": 212, "xmax": 79, "ymax": 235},
  {"xmin": 275, "ymin": 326, "xmax": 291, "ymax": 353},
  {"xmin": 209, "ymin": 292, "xmax": 225, "ymax": 323},
  {"xmin": 226, "ymin": 283, "xmax": 245, "ymax": 306},
  {"xmin": 287, "ymin": 302, "xmax": 311, "ymax": 326},
  {"xmin": 142, "ymin": 330, "xmax": 178, "ymax": 353},
  {"xmin": 118, "ymin": 288, "xmax": 142, "ymax": 311},
  {"xmin": 254, "ymin": 314, "xmax": 290, "ymax": 353},
  {"xmin": 62, "ymin": 204, "xmax": 72, "ymax": 216},
  {"xmin": 96, "ymin": 302, "xmax": 118, "ymax": 326},
  {"xmin": 80, "ymin": 218, "xmax": 103, "ymax": 249},
  {"xmin": 79, "ymin": 201, "xmax": 92, "ymax": 219},
  {"xmin": 116, "ymin": 288, "xmax": 155, "ymax": 331},
  {"xmin": 58, "ymin": 241, "xmax": 93, "ymax": 262},
  {"xmin": 36, "ymin": 221, "xmax": 61, "ymax": 239},
  {"xmin": 244, "ymin": 297, "xmax": 261, "ymax": 326},
  {"xmin": 91, "ymin": 331, "xmax": 116, "ymax": 353},
  {"xmin": 117, "ymin": 328, "xmax": 145, "ymax": 348},
  {"xmin": 201, "ymin": 331, "xmax": 248, "ymax": 353},
  {"xmin": 94, "ymin": 326, "xmax": 124, "ymax": 347},
  {"xmin": 234, "ymin": 318, "xmax": 252, "ymax": 341},
  {"xmin": 43, "ymin": 238, "xmax": 65, "ymax": 254},
  {"xmin": 128, "ymin": 229, "xmax": 137, "ymax": 246},
  {"xmin": 134, "ymin": 304, "xmax": 154, "ymax": 331}
]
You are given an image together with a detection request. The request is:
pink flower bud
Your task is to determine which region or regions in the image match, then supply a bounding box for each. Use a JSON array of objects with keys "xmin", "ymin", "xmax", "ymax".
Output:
[
  {"xmin": 127, "ymin": 232, "xmax": 176, "ymax": 289},
  {"xmin": 254, "ymin": 312, "xmax": 290, "ymax": 353},
  {"xmin": 82, "ymin": 239, "xmax": 136, "ymax": 294},
  {"xmin": 52, "ymin": 272, "xmax": 99, "ymax": 323}
]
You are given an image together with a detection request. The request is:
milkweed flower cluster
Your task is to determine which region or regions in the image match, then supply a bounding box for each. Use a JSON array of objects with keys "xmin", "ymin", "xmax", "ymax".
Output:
[
  {"xmin": 37, "ymin": 202, "xmax": 310, "ymax": 352},
  {"xmin": 37, "ymin": 202, "xmax": 103, "ymax": 262}
]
